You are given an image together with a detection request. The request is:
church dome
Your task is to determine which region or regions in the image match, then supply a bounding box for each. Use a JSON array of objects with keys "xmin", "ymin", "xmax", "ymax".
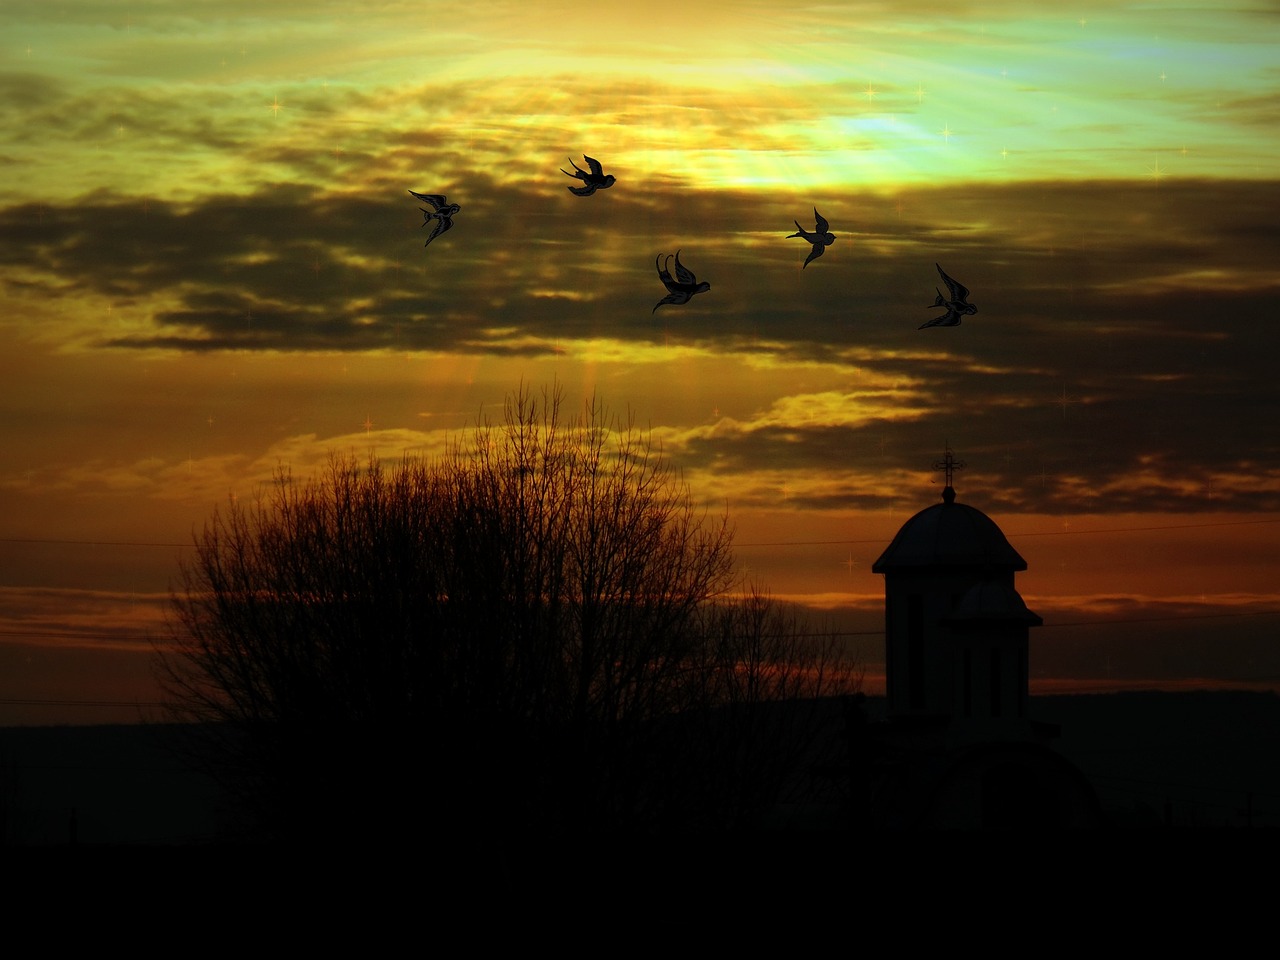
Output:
[{"xmin": 872, "ymin": 486, "xmax": 1027, "ymax": 573}]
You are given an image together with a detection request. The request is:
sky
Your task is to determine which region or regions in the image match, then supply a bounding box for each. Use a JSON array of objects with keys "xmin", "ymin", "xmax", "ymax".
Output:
[{"xmin": 2, "ymin": 0, "xmax": 1279, "ymax": 723}]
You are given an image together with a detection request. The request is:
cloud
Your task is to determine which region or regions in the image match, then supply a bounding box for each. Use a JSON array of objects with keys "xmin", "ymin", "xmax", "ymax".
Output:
[
  {"xmin": 0, "ymin": 579, "xmax": 167, "ymax": 627},
  {"xmin": 4, "ymin": 173, "xmax": 1279, "ymax": 515}
]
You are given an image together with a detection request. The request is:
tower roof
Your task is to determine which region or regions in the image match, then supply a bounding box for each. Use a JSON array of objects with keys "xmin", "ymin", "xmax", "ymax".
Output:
[
  {"xmin": 872, "ymin": 488, "xmax": 1027, "ymax": 573},
  {"xmin": 945, "ymin": 580, "xmax": 1043, "ymax": 625}
]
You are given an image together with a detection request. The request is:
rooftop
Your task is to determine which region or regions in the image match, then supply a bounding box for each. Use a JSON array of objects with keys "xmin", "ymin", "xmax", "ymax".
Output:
[{"xmin": 872, "ymin": 485, "xmax": 1028, "ymax": 573}]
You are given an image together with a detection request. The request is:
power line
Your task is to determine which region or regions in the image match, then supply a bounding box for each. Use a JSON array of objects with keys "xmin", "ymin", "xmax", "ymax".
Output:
[
  {"xmin": 1, "ymin": 516, "xmax": 1278, "ymax": 552},
  {"xmin": 0, "ymin": 536, "xmax": 189, "ymax": 548},
  {"xmin": 0, "ymin": 697, "xmax": 168, "ymax": 708},
  {"xmin": 736, "ymin": 516, "xmax": 1280, "ymax": 548},
  {"xmin": 740, "ymin": 536, "xmax": 887, "ymax": 548},
  {"xmin": 0, "ymin": 628, "xmax": 163, "ymax": 643},
  {"xmin": 1039, "ymin": 609, "xmax": 1280, "ymax": 629},
  {"xmin": 1012, "ymin": 517, "xmax": 1280, "ymax": 538},
  {"xmin": 4, "ymin": 608, "xmax": 1278, "ymax": 648}
]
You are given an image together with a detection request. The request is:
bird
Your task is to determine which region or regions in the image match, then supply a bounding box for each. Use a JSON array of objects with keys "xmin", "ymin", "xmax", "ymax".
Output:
[
  {"xmin": 919, "ymin": 263, "xmax": 977, "ymax": 328},
  {"xmin": 787, "ymin": 208, "xmax": 836, "ymax": 267},
  {"xmin": 408, "ymin": 190, "xmax": 460, "ymax": 246},
  {"xmin": 560, "ymin": 155, "xmax": 616, "ymax": 196},
  {"xmin": 652, "ymin": 251, "xmax": 710, "ymax": 313}
]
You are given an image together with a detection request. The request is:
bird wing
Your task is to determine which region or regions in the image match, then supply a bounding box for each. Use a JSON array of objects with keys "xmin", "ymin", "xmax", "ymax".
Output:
[
  {"xmin": 673, "ymin": 250, "xmax": 696, "ymax": 285},
  {"xmin": 919, "ymin": 308, "xmax": 961, "ymax": 329},
  {"xmin": 814, "ymin": 209, "xmax": 829, "ymax": 234},
  {"xmin": 583, "ymin": 155, "xmax": 604, "ymax": 177},
  {"xmin": 656, "ymin": 254, "xmax": 675, "ymax": 288},
  {"xmin": 653, "ymin": 291, "xmax": 689, "ymax": 313},
  {"xmin": 409, "ymin": 190, "xmax": 448, "ymax": 211},
  {"xmin": 567, "ymin": 182, "xmax": 596, "ymax": 196},
  {"xmin": 936, "ymin": 263, "xmax": 970, "ymax": 303},
  {"xmin": 422, "ymin": 214, "xmax": 454, "ymax": 246},
  {"xmin": 802, "ymin": 243, "xmax": 825, "ymax": 268}
]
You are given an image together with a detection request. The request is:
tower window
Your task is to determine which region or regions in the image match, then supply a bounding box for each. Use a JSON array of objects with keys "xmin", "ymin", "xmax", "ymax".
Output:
[{"xmin": 908, "ymin": 594, "xmax": 924, "ymax": 710}]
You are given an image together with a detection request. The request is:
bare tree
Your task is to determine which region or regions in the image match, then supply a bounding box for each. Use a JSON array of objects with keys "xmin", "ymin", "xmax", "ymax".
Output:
[{"xmin": 161, "ymin": 386, "xmax": 855, "ymax": 842}]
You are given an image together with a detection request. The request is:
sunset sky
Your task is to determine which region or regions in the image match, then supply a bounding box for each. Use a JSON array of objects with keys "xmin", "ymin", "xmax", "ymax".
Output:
[{"xmin": 3, "ymin": 0, "xmax": 1279, "ymax": 723}]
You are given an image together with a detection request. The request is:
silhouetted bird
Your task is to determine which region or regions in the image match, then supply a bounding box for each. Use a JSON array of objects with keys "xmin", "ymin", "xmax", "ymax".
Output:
[
  {"xmin": 561, "ymin": 155, "xmax": 616, "ymax": 196},
  {"xmin": 920, "ymin": 263, "xmax": 977, "ymax": 328},
  {"xmin": 787, "ymin": 208, "xmax": 836, "ymax": 267},
  {"xmin": 653, "ymin": 251, "xmax": 710, "ymax": 313},
  {"xmin": 408, "ymin": 190, "xmax": 460, "ymax": 246}
]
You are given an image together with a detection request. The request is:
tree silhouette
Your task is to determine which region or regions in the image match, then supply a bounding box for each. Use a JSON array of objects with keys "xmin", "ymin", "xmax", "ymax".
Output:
[{"xmin": 161, "ymin": 386, "xmax": 853, "ymax": 842}]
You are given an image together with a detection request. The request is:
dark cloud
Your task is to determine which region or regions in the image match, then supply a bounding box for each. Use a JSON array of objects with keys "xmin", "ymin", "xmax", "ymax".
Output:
[
  {"xmin": 4, "ymin": 175, "xmax": 1279, "ymax": 515},
  {"xmin": 8, "ymin": 177, "xmax": 1278, "ymax": 356},
  {"xmin": 0, "ymin": 71, "xmax": 67, "ymax": 114}
]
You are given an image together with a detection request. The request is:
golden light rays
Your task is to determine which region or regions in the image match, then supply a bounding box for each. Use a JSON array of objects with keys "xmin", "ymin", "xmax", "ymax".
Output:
[
  {"xmin": 5, "ymin": 3, "xmax": 1272, "ymax": 223},
  {"xmin": 4, "ymin": 2, "xmax": 1280, "ymax": 711}
]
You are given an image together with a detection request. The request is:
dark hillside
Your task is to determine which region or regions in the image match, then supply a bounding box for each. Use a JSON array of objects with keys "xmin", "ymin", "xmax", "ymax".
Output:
[{"xmin": 4, "ymin": 691, "xmax": 1280, "ymax": 846}]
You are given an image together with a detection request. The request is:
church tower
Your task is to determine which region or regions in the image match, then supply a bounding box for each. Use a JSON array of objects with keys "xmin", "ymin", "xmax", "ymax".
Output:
[{"xmin": 872, "ymin": 449, "xmax": 1042, "ymax": 735}]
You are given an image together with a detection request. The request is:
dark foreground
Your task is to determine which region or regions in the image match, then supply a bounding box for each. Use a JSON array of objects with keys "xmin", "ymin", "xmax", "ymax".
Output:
[{"xmin": 4, "ymin": 690, "xmax": 1280, "ymax": 847}]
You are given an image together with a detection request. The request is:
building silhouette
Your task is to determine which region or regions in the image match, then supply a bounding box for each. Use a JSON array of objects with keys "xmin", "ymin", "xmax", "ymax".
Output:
[{"xmin": 859, "ymin": 451, "xmax": 1102, "ymax": 828}]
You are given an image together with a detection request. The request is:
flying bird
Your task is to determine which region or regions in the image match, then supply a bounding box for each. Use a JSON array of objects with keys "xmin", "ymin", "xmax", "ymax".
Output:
[
  {"xmin": 560, "ymin": 155, "xmax": 616, "ymax": 196},
  {"xmin": 652, "ymin": 251, "xmax": 710, "ymax": 313},
  {"xmin": 919, "ymin": 263, "xmax": 977, "ymax": 328},
  {"xmin": 787, "ymin": 208, "xmax": 836, "ymax": 267},
  {"xmin": 408, "ymin": 190, "xmax": 460, "ymax": 246}
]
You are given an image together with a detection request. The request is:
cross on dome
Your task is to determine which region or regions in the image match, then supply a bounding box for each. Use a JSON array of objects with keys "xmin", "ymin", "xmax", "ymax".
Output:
[{"xmin": 933, "ymin": 443, "xmax": 966, "ymax": 502}]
